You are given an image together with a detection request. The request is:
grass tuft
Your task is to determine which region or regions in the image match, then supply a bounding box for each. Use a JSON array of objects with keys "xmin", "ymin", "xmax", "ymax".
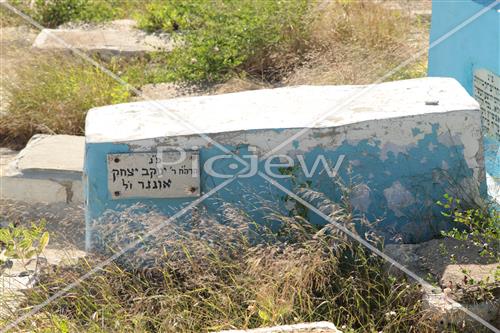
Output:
[
  {"xmin": 2, "ymin": 199, "xmax": 440, "ymax": 332},
  {"xmin": 0, "ymin": 54, "xmax": 131, "ymax": 148}
]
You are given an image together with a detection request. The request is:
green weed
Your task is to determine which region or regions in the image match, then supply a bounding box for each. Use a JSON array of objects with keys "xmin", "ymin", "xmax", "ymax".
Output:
[
  {"xmin": 138, "ymin": 0, "xmax": 310, "ymax": 83},
  {"xmin": 438, "ymin": 194, "xmax": 500, "ymax": 260}
]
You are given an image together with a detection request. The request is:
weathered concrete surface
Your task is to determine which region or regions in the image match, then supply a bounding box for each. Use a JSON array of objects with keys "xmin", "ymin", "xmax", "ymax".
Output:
[
  {"xmin": 1, "ymin": 134, "xmax": 84, "ymax": 204},
  {"xmin": 0, "ymin": 148, "xmax": 17, "ymax": 177},
  {"xmin": 216, "ymin": 322, "xmax": 341, "ymax": 333},
  {"xmin": 86, "ymin": 78, "xmax": 481, "ymax": 142},
  {"xmin": 385, "ymin": 238, "xmax": 499, "ymax": 330},
  {"xmin": 8, "ymin": 134, "xmax": 84, "ymax": 175},
  {"xmin": 33, "ymin": 20, "xmax": 174, "ymax": 57},
  {"xmin": 85, "ymin": 77, "xmax": 486, "ymax": 247},
  {"xmin": 1, "ymin": 177, "xmax": 68, "ymax": 203}
]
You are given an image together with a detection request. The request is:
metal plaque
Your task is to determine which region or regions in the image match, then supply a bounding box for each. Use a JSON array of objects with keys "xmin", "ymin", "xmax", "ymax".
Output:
[
  {"xmin": 107, "ymin": 151, "xmax": 200, "ymax": 199},
  {"xmin": 473, "ymin": 68, "xmax": 500, "ymax": 139}
]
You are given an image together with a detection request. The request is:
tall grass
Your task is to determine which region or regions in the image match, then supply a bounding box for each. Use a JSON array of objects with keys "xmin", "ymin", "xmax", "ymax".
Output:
[
  {"xmin": 285, "ymin": 1, "xmax": 428, "ymax": 85},
  {"xmin": 2, "ymin": 193, "xmax": 442, "ymax": 333},
  {"xmin": 0, "ymin": 54, "xmax": 131, "ymax": 148}
]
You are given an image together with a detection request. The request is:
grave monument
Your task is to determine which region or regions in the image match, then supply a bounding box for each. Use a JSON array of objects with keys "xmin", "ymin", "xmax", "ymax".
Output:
[
  {"xmin": 428, "ymin": 0, "xmax": 499, "ymax": 203},
  {"xmin": 84, "ymin": 77, "xmax": 486, "ymax": 251}
]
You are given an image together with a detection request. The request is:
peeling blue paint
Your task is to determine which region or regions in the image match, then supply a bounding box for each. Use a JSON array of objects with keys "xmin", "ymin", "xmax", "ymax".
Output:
[
  {"xmin": 85, "ymin": 123, "xmax": 486, "ymax": 249},
  {"xmin": 428, "ymin": 0, "xmax": 500, "ymax": 94}
]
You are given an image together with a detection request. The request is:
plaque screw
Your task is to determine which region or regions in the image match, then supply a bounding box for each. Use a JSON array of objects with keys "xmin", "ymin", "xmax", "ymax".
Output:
[
  {"xmin": 114, "ymin": 157, "xmax": 120, "ymax": 163},
  {"xmin": 114, "ymin": 191, "xmax": 120, "ymax": 196},
  {"xmin": 189, "ymin": 187, "xmax": 197, "ymax": 193}
]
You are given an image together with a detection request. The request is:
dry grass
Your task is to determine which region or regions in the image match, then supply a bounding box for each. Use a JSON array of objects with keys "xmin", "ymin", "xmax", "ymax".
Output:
[
  {"xmin": 0, "ymin": 53, "xmax": 131, "ymax": 148},
  {"xmin": 283, "ymin": 1, "xmax": 429, "ymax": 85},
  {"xmin": 0, "ymin": 194, "xmax": 444, "ymax": 333},
  {"xmin": 0, "ymin": 6, "xmax": 26, "ymax": 28}
]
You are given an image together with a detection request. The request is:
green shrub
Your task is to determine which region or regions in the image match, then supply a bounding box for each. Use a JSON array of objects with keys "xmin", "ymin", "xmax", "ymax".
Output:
[
  {"xmin": 438, "ymin": 194, "xmax": 500, "ymax": 259},
  {"xmin": 0, "ymin": 220, "xmax": 49, "ymax": 271},
  {"xmin": 0, "ymin": 54, "xmax": 131, "ymax": 147},
  {"xmin": 138, "ymin": 0, "xmax": 311, "ymax": 82},
  {"xmin": 17, "ymin": 0, "xmax": 152, "ymax": 28},
  {"xmin": 31, "ymin": 0, "xmax": 113, "ymax": 27}
]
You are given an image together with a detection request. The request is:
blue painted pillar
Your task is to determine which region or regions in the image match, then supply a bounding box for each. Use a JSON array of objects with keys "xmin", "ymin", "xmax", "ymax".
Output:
[{"xmin": 428, "ymin": 0, "xmax": 500, "ymax": 94}]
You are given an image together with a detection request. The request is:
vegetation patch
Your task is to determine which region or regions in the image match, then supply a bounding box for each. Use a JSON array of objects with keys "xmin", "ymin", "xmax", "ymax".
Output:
[
  {"xmin": 137, "ymin": 0, "xmax": 311, "ymax": 83},
  {"xmin": 1, "ymin": 201, "xmax": 437, "ymax": 332},
  {"xmin": 0, "ymin": 54, "xmax": 131, "ymax": 148},
  {"xmin": 8, "ymin": 0, "xmax": 152, "ymax": 28},
  {"xmin": 137, "ymin": 0, "xmax": 425, "ymax": 84},
  {"xmin": 1, "ymin": 1, "xmax": 429, "ymax": 148}
]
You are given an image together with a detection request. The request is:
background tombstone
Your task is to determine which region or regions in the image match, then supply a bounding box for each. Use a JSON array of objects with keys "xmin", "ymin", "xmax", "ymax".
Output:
[
  {"xmin": 428, "ymin": 0, "xmax": 499, "ymax": 203},
  {"xmin": 428, "ymin": 0, "xmax": 499, "ymax": 95},
  {"xmin": 84, "ymin": 77, "xmax": 487, "ymax": 257}
]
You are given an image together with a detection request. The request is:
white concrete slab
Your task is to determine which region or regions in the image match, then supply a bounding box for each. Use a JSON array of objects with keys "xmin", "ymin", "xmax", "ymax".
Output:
[
  {"xmin": 0, "ymin": 148, "xmax": 17, "ymax": 177},
  {"xmin": 8, "ymin": 134, "xmax": 84, "ymax": 176},
  {"xmin": 0, "ymin": 177, "xmax": 67, "ymax": 203},
  {"xmin": 33, "ymin": 23, "xmax": 174, "ymax": 56},
  {"xmin": 86, "ymin": 77, "xmax": 479, "ymax": 143},
  {"xmin": 1, "ymin": 135, "xmax": 84, "ymax": 204}
]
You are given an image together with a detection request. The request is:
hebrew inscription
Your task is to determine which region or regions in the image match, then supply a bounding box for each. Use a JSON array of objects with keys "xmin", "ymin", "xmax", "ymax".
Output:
[
  {"xmin": 107, "ymin": 151, "xmax": 200, "ymax": 199},
  {"xmin": 473, "ymin": 68, "xmax": 500, "ymax": 139}
]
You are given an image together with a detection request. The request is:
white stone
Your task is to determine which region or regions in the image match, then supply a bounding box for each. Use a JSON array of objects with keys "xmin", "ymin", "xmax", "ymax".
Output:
[
  {"xmin": 0, "ymin": 177, "xmax": 67, "ymax": 203},
  {"xmin": 1, "ymin": 134, "xmax": 84, "ymax": 204},
  {"xmin": 33, "ymin": 23, "xmax": 174, "ymax": 57},
  {"xmin": 8, "ymin": 134, "xmax": 84, "ymax": 176},
  {"xmin": 86, "ymin": 78, "xmax": 479, "ymax": 144},
  {"xmin": 0, "ymin": 148, "xmax": 17, "ymax": 177}
]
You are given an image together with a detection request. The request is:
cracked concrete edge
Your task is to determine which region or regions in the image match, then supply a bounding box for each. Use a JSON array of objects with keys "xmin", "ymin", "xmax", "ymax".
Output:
[
  {"xmin": 0, "ymin": 177, "xmax": 83, "ymax": 204},
  {"xmin": 1, "ymin": 134, "xmax": 84, "ymax": 204}
]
